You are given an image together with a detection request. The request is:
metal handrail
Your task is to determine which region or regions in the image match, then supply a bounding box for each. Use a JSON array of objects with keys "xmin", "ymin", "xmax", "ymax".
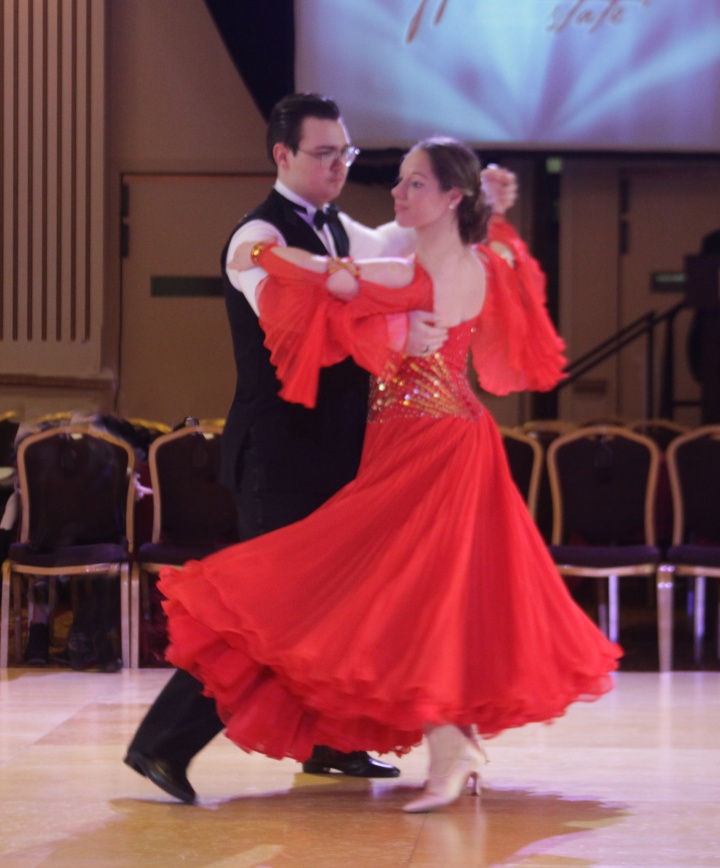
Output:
[{"xmin": 555, "ymin": 300, "xmax": 689, "ymax": 418}]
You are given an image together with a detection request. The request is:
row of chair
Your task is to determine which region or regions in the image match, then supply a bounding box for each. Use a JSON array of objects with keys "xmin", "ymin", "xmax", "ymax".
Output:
[
  {"xmin": 1, "ymin": 416, "xmax": 717, "ymax": 672},
  {"xmin": 501, "ymin": 422, "xmax": 720, "ymax": 672},
  {"xmin": 0, "ymin": 422, "xmax": 237, "ymax": 669}
]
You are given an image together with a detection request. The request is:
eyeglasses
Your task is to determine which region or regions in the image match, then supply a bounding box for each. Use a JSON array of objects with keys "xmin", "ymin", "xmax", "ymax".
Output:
[{"xmin": 296, "ymin": 145, "xmax": 361, "ymax": 168}]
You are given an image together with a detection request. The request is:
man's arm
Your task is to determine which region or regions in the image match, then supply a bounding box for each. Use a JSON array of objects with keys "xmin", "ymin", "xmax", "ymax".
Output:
[
  {"xmin": 225, "ymin": 220, "xmax": 287, "ymax": 315},
  {"xmin": 340, "ymin": 215, "xmax": 416, "ymax": 259}
]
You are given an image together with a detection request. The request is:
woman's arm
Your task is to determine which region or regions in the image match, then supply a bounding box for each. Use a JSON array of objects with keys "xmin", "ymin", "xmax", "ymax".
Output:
[
  {"xmin": 229, "ymin": 240, "xmax": 415, "ymax": 300},
  {"xmin": 481, "ymin": 165, "xmax": 518, "ymax": 266},
  {"xmin": 228, "ymin": 239, "xmax": 324, "ymax": 273}
]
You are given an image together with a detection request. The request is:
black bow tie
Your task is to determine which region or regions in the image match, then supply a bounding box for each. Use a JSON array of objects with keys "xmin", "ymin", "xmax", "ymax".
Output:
[{"xmin": 313, "ymin": 204, "xmax": 341, "ymax": 230}]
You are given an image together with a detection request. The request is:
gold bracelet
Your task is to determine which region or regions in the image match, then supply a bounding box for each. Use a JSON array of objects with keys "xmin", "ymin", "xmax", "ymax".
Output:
[
  {"xmin": 326, "ymin": 257, "xmax": 360, "ymax": 278},
  {"xmin": 250, "ymin": 240, "xmax": 275, "ymax": 265}
]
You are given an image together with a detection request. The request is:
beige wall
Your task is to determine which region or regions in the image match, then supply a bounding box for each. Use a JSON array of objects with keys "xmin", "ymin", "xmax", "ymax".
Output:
[{"xmin": 2, "ymin": 0, "xmax": 718, "ymax": 428}]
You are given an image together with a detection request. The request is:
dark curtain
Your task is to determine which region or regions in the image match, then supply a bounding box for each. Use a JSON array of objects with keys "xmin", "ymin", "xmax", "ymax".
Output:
[{"xmin": 203, "ymin": 0, "xmax": 295, "ymax": 119}]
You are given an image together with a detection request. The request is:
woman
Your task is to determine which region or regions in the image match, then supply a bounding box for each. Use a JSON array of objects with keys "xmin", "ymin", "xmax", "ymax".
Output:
[{"xmin": 159, "ymin": 138, "xmax": 620, "ymax": 813}]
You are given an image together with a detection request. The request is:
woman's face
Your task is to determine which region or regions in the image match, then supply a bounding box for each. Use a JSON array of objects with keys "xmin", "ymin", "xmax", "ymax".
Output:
[{"xmin": 391, "ymin": 148, "xmax": 459, "ymax": 230}]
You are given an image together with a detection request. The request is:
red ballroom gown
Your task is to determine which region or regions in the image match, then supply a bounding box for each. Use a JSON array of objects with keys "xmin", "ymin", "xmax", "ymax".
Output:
[{"xmin": 159, "ymin": 239, "xmax": 621, "ymax": 762}]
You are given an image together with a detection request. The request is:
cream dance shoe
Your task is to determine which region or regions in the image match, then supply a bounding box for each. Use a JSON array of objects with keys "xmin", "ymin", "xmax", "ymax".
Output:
[{"xmin": 403, "ymin": 725, "xmax": 487, "ymax": 813}]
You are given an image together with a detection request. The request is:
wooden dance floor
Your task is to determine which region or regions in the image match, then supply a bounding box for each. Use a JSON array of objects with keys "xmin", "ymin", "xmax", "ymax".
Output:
[{"xmin": 1, "ymin": 667, "xmax": 719, "ymax": 867}]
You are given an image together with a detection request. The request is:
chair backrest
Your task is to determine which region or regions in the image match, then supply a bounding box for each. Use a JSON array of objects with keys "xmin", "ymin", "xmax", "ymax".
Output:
[
  {"xmin": 149, "ymin": 425, "xmax": 238, "ymax": 546},
  {"xmin": 16, "ymin": 424, "xmax": 136, "ymax": 550},
  {"xmin": 547, "ymin": 425, "xmax": 660, "ymax": 546},
  {"xmin": 500, "ymin": 427, "xmax": 543, "ymax": 518},
  {"xmin": 629, "ymin": 418, "xmax": 688, "ymax": 452},
  {"xmin": 666, "ymin": 425, "xmax": 720, "ymax": 545}
]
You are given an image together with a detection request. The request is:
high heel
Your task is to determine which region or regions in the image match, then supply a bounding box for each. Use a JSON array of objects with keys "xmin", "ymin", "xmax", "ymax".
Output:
[{"xmin": 403, "ymin": 725, "xmax": 487, "ymax": 813}]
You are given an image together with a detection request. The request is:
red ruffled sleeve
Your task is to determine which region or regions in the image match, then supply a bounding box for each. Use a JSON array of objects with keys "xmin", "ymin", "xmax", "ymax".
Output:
[
  {"xmin": 256, "ymin": 252, "xmax": 415, "ymax": 408},
  {"xmin": 471, "ymin": 217, "xmax": 567, "ymax": 396}
]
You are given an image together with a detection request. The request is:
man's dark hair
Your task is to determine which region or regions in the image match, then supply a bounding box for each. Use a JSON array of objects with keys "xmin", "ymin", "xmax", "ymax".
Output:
[{"xmin": 266, "ymin": 93, "xmax": 341, "ymax": 163}]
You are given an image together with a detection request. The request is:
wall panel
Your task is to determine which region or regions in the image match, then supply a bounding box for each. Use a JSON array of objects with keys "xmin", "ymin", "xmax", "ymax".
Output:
[{"xmin": 0, "ymin": 0, "xmax": 108, "ymax": 389}]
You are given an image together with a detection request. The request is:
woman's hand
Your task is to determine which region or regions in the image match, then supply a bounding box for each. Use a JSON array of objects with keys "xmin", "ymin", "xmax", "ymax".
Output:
[
  {"xmin": 406, "ymin": 312, "xmax": 448, "ymax": 357},
  {"xmin": 481, "ymin": 165, "xmax": 518, "ymax": 215}
]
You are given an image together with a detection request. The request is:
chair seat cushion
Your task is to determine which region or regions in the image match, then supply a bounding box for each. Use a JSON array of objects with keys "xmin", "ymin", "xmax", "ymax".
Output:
[
  {"xmin": 8, "ymin": 541, "xmax": 129, "ymax": 568},
  {"xmin": 137, "ymin": 541, "xmax": 231, "ymax": 566},
  {"xmin": 550, "ymin": 544, "xmax": 661, "ymax": 569},
  {"xmin": 666, "ymin": 544, "xmax": 720, "ymax": 568}
]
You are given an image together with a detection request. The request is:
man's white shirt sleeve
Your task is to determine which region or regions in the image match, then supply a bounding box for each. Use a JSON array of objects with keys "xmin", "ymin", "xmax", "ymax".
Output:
[
  {"xmin": 340, "ymin": 215, "xmax": 415, "ymax": 259},
  {"xmin": 225, "ymin": 220, "xmax": 287, "ymax": 316},
  {"xmin": 224, "ymin": 214, "xmax": 415, "ymax": 317}
]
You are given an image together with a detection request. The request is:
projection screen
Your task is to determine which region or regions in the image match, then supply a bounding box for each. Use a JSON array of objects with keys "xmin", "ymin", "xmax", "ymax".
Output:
[{"xmin": 295, "ymin": 0, "xmax": 720, "ymax": 153}]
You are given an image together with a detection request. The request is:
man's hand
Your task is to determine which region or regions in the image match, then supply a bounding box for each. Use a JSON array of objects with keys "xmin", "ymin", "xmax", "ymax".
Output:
[{"xmin": 406, "ymin": 311, "xmax": 448, "ymax": 357}]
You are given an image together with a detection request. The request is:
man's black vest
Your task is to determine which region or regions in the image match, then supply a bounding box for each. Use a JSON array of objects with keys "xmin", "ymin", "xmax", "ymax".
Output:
[{"xmin": 220, "ymin": 189, "xmax": 369, "ymax": 516}]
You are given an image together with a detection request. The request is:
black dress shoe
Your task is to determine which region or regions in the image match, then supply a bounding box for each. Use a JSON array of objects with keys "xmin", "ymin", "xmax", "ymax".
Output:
[
  {"xmin": 302, "ymin": 746, "xmax": 400, "ymax": 778},
  {"xmin": 124, "ymin": 750, "xmax": 196, "ymax": 803}
]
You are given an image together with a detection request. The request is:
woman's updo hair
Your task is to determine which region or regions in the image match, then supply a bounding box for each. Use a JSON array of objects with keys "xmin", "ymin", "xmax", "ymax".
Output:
[{"xmin": 410, "ymin": 137, "xmax": 490, "ymax": 245}]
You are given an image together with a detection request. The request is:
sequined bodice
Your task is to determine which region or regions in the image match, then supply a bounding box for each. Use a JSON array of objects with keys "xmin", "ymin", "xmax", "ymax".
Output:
[{"xmin": 369, "ymin": 320, "xmax": 482, "ymax": 423}]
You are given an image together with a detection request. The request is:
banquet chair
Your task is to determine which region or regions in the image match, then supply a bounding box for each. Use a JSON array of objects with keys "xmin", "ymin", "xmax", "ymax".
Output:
[
  {"xmin": 131, "ymin": 424, "xmax": 238, "ymax": 667},
  {"xmin": 0, "ymin": 425, "xmax": 136, "ymax": 668},
  {"xmin": 663, "ymin": 426, "xmax": 720, "ymax": 665},
  {"xmin": 546, "ymin": 425, "xmax": 667, "ymax": 668},
  {"xmin": 500, "ymin": 427, "xmax": 543, "ymax": 519}
]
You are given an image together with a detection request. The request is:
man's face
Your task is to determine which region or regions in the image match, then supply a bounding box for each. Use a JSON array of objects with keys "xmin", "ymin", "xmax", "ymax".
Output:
[{"xmin": 275, "ymin": 117, "xmax": 352, "ymax": 207}]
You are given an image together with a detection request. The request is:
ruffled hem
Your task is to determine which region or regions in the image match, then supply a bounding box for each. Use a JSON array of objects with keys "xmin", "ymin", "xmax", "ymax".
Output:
[{"xmin": 161, "ymin": 559, "xmax": 617, "ymax": 760}]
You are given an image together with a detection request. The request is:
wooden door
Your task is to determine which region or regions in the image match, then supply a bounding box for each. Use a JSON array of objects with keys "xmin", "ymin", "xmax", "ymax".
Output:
[{"xmin": 118, "ymin": 173, "xmax": 273, "ymax": 425}]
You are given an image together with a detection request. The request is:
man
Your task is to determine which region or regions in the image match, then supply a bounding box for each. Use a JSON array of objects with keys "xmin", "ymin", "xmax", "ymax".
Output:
[{"xmin": 124, "ymin": 93, "xmax": 446, "ymax": 803}]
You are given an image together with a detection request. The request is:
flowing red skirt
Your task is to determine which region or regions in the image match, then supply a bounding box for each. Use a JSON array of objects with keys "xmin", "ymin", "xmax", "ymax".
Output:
[{"xmin": 159, "ymin": 409, "xmax": 620, "ymax": 761}]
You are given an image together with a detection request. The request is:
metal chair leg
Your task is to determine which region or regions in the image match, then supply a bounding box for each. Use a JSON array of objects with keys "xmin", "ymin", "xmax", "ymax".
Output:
[
  {"xmin": 598, "ymin": 580, "xmax": 609, "ymax": 638},
  {"xmin": 0, "ymin": 562, "xmax": 11, "ymax": 667},
  {"xmin": 119, "ymin": 563, "xmax": 131, "ymax": 669},
  {"xmin": 608, "ymin": 574, "xmax": 620, "ymax": 644},
  {"xmin": 693, "ymin": 575, "xmax": 706, "ymax": 664},
  {"xmin": 656, "ymin": 565, "xmax": 674, "ymax": 672},
  {"xmin": 130, "ymin": 563, "xmax": 141, "ymax": 670},
  {"xmin": 12, "ymin": 574, "xmax": 23, "ymax": 663}
]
